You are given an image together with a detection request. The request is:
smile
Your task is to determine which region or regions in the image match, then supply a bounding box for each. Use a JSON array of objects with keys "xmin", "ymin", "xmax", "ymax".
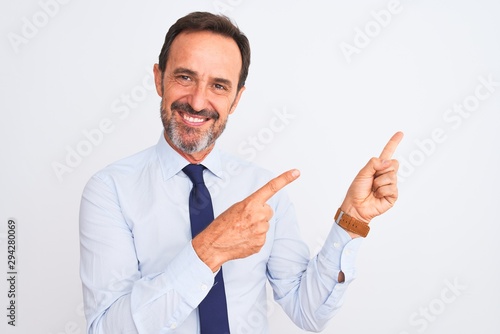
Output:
[{"xmin": 180, "ymin": 112, "xmax": 210, "ymax": 125}]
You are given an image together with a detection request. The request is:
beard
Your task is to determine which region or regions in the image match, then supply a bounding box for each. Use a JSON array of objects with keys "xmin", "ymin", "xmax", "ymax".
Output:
[{"xmin": 161, "ymin": 100, "xmax": 227, "ymax": 154}]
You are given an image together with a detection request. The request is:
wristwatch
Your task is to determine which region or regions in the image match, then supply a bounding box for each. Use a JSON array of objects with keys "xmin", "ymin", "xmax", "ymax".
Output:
[{"xmin": 334, "ymin": 208, "xmax": 370, "ymax": 237}]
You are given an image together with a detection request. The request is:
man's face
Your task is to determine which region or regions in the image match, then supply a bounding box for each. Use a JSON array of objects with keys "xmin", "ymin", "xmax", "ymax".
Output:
[{"xmin": 154, "ymin": 30, "xmax": 245, "ymax": 157}]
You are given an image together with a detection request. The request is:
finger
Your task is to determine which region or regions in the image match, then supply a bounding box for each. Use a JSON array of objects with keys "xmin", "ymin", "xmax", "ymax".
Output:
[
  {"xmin": 372, "ymin": 171, "xmax": 396, "ymax": 192},
  {"xmin": 373, "ymin": 183, "xmax": 398, "ymax": 203},
  {"xmin": 379, "ymin": 131, "xmax": 404, "ymax": 161},
  {"xmin": 256, "ymin": 204, "xmax": 274, "ymax": 223},
  {"xmin": 358, "ymin": 157, "xmax": 391, "ymax": 178},
  {"xmin": 248, "ymin": 169, "xmax": 300, "ymax": 203},
  {"xmin": 374, "ymin": 158, "xmax": 399, "ymax": 177}
]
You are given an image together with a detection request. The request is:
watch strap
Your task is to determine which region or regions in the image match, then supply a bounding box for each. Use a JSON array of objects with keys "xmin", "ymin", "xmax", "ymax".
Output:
[{"xmin": 335, "ymin": 208, "xmax": 370, "ymax": 237}]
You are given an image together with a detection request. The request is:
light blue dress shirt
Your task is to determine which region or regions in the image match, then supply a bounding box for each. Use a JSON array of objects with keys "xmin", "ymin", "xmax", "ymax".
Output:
[{"xmin": 79, "ymin": 134, "xmax": 362, "ymax": 333}]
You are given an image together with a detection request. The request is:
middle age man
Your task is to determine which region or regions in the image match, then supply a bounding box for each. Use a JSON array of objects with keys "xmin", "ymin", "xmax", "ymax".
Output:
[{"xmin": 79, "ymin": 11, "xmax": 403, "ymax": 333}]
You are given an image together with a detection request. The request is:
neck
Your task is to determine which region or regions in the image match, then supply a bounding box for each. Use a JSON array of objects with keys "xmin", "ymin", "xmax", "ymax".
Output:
[{"xmin": 163, "ymin": 131, "xmax": 214, "ymax": 164}]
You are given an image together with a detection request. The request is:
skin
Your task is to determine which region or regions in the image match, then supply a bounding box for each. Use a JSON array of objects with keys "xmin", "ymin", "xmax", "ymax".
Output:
[
  {"xmin": 153, "ymin": 30, "xmax": 245, "ymax": 164},
  {"xmin": 153, "ymin": 30, "xmax": 403, "ymax": 281},
  {"xmin": 340, "ymin": 131, "xmax": 404, "ymax": 229}
]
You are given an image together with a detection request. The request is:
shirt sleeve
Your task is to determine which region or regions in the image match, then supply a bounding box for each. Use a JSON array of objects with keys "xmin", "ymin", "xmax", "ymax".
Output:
[
  {"xmin": 79, "ymin": 173, "xmax": 214, "ymax": 333},
  {"xmin": 266, "ymin": 193, "xmax": 362, "ymax": 332}
]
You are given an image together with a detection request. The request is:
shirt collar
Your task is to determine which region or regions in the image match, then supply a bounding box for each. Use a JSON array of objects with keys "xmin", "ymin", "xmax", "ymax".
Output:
[{"xmin": 155, "ymin": 132, "xmax": 224, "ymax": 181}]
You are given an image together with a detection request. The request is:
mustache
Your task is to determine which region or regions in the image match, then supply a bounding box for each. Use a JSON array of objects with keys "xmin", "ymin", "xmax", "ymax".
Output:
[{"xmin": 171, "ymin": 101, "xmax": 219, "ymax": 120}]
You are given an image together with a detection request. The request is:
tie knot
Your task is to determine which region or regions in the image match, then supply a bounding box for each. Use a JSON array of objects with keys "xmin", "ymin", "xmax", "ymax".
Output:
[{"xmin": 183, "ymin": 164, "xmax": 206, "ymax": 185}]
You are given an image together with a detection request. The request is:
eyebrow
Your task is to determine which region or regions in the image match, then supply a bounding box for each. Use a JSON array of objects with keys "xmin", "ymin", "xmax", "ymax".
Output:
[
  {"xmin": 213, "ymin": 77, "xmax": 233, "ymax": 89},
  {"xmin": 173, "ymin": 67, "xmax": 197, "ymax": 77},
  {"xmin": 173, "ymin": 67, "xmax": 233, "ymax": 89}
]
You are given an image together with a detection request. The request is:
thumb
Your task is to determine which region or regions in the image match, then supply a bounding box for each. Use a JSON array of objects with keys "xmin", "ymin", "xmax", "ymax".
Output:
[{"xmin": 358, "ymin": 158, "xmax": 392, "ymax": 178}]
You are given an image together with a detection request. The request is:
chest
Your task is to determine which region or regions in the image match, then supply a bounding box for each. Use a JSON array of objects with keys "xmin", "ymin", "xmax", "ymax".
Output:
[{"xmin": 119, "ymin": 174, "xmax": 276, "ymax": 280}]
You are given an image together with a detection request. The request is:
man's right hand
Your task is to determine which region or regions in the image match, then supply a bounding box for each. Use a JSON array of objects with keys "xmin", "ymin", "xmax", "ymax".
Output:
[{"xmin": 192, "ymin": 169, "xmax": 300, "ymax": 272}]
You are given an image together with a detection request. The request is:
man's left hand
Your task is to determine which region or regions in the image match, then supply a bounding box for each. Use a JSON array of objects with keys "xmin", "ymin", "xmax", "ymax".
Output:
[{"xmin": 340, "ymin": 132, "xmax": 404, "ymax": 228}]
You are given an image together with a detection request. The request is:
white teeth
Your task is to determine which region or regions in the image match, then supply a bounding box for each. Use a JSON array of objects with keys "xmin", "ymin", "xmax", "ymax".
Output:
[{"xmin": 183, "ymin": 114, "xmax": 204, "ymax": 123}]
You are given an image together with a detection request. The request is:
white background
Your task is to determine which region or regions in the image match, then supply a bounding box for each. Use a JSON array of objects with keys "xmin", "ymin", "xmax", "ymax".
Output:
[{"xmin": 2, "ymin": 0, "xmax": 500, "ymax": 333}]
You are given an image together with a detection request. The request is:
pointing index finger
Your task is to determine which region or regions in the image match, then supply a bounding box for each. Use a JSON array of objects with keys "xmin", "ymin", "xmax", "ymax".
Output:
[
  {"xmin": 249, "ymin": 169, "xmax": 300, "ymax": 203},
  {"xmin": 379, "ymin": 131, "xmax": 404, "ymax": 160}
]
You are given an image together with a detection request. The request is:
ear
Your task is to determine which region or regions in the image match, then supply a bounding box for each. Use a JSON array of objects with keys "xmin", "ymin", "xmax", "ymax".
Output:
[
  {"xmin": 229, "ymin": 86, "xmax": 246, "ymax": 115},
  {"xmin": 153, "ymin": 64, "xmax": 163, "ymax": 97}
]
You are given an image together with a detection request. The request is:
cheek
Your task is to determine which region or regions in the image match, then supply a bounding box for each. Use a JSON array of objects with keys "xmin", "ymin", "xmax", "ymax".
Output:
[
  {"xmin": 163, "ymin": 82, "xmax": 186, "ymax": 102},
  {"xmin": 215, "ymin": 95, "xmax": 237, "ymax": 115}
]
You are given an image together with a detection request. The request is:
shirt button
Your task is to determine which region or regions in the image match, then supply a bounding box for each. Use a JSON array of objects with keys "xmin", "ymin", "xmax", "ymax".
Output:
[
  {"xmin": 333, "ymin": 242, "xmax": 340, "ymax": 249},
  {"xmin": 170, "ymin": 323, "xmax": 177, "ymax": 329},
  {"xmin": 201, "ymin": 284, "xmax": 208, "ymax": 291}
]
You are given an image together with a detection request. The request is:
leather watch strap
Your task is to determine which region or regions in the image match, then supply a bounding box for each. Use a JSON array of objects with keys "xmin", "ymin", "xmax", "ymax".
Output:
[{"xmin": 335, "ymin": 208, "xmax": 370, "ymax": 237}]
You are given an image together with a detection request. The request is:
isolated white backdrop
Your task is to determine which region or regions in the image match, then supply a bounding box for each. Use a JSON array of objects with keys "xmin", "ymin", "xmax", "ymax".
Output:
[{"xmin": 2, "ymin": 0, "xmax": 500, "ymax": 333}]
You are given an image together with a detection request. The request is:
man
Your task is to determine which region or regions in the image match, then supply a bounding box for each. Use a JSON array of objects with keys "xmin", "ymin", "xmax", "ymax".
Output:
[{"xmin": 79, "ymin": 11, "xmax": 403, "ymax": 333}]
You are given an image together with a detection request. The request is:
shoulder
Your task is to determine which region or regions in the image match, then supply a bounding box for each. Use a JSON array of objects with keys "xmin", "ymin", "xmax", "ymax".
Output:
[{"xmin": 88, "ymin": 145, "xmax": 158, "ymax": 186}]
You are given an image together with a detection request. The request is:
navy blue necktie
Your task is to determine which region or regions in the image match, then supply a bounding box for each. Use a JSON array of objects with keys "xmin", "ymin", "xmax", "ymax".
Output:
[{"xmin": 183, "ymin": 164, "xmax": 230, "ymax": 334}]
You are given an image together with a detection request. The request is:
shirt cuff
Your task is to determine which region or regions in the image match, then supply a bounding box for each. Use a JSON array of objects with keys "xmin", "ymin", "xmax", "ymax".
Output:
[
  {"xmin": 132, "ymin": 241, "xmax": 214, "ymax": 313},
  {"xmin": 167, "ymin": 242, "xmax": 216, "ymax": 308},
  {"xmin": 318, "ymin": 223, "xmax": 363, "ymax": 283},
  {"xmin": 131, "ymin": 242, "xmax": 215, "ymax": 332}
]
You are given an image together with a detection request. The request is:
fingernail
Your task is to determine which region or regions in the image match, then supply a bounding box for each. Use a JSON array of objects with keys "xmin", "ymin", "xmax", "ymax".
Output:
[{"xmin": 292, "ymin": 169, "xmax": 300, "ymax": 177}]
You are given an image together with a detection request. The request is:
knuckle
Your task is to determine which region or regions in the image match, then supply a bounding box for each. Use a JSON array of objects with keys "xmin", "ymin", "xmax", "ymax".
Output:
[
  {"xmin": 264, "ymin": 205, "xmax": 274, "ymax": 218},
  {"xmin": 257, "ymin": 224, "xmax": 268, "ymax": 235},
  {"xmin": 283, "ymin": 172, "xmax": 295, "ymax": 184},
  {"xmin": 393, "ymin": 159, "xmax": 400, "ymax": 171},
  {"xmin": 267, "ymin": 179, "xmax": 279, "ymax": 194},
  {"xmin": 369, "ymin": 157, "xmax": 378, "ymax": 165},
  {"xmin": 256, "ymin": 234, "xmax": 266, "ymax": 248}
]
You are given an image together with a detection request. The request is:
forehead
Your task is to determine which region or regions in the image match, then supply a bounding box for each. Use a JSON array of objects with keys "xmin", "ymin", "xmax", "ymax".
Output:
[{"xmin": 167, "ymin": 30, "xmax": 242, "ymax": 81}]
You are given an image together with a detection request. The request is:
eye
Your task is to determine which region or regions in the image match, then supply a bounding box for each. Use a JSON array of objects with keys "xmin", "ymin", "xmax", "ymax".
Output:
[
  {"xmin": 175, "ymin": 75, "xmax": 194, "ymax": 86},
  {"xmin": 214, "ymin": 83, "xmax": 226, "ymax": 90}
]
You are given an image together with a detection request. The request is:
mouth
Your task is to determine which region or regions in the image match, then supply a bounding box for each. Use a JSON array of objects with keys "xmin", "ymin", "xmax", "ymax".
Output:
[
  {"xmin": 179, "ymin": 111, "xmax": 210, "ymax": 126},
  {"xmin": 170, "ymin": 101, "xmax": 219, "ymax": 128}
]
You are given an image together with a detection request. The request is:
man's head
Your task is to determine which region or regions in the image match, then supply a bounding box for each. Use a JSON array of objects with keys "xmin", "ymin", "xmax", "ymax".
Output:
[
  {"xmin": 153, "ymin": 12, "xmax": 251, "ymax": 161},
  {"xmin": 158, "ymin": 12, "xmax": 250, "ymax": 92}
]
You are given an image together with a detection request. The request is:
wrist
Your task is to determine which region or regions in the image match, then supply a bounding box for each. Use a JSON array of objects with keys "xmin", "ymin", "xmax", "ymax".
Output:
[
  {"xmin": 335, "ymin": 207, "xmax": 370, "ymax": 238},
  {"xmin": 192, "ymin": 234, "xmax": 224, "ymax": 272},
  {"xmin": 340, "ymin": 202, "xmax": 371, "ymax": 224}
]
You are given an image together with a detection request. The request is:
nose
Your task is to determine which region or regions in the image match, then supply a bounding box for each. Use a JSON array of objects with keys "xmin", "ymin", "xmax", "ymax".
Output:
[{"xmin": 187, "ymin": 84, "xmax": 209, "ymax": 112}]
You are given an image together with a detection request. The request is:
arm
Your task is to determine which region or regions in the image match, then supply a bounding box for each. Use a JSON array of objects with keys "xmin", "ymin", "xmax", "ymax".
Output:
[
  {"xmin": 186, "ymin": 169, "xmax": 358, "ymax": 332},
  {"xmin": 184, "ymin": 133, "xmax": 402, "ymax": 331},
  {"xmin": 79, "ymin": 174, "xmax": 214, "ymax": 333},
  {"xmin": 268, "ymin": 132, "xmax": 404, "ymax": 331},
  {"xmin": 265, "ymin": 194, "xmax": 362, "ymax": 332}
]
